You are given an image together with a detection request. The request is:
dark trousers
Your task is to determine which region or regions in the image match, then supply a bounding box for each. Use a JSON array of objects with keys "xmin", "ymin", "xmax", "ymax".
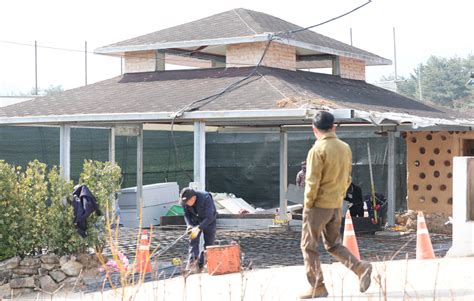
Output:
[
  {"xmin": 300, "ymin": 207, "xmax": 363, "ymax": 288},
  {"xmin": 188, "ymin": 225, "xmax": 216, "ymax": 268}
]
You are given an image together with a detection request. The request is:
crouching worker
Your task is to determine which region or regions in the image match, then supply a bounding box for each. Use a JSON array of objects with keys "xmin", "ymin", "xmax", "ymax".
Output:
[{"xmin": 180, "ymin": 187, "xmax": 217, "ymax": 273}]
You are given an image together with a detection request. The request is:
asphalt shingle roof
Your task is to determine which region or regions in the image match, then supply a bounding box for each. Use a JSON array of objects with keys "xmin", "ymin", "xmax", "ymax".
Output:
[
  {"xmin": 98, "ymin": 8, "xmax": 388, "ymax": 64},
  {"xmin": 0, "ymin": 67, "xmax": 446, "ymax": 120}
]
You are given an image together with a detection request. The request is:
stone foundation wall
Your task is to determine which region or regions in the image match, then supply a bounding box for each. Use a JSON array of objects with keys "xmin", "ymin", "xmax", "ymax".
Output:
[{"xmin": 0, "ymin": 253, "xmax": 100, "ymax": 298}]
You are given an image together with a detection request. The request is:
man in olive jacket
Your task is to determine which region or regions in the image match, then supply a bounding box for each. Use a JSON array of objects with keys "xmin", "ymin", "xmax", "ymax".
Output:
[{"xmin": 300, "ymin": 111, "xmax": 372, "ymax": 299}]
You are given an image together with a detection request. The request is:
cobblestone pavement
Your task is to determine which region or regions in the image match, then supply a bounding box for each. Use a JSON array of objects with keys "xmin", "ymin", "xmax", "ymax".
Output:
[{"xmin": 105, "ymin": 226, "xmax": 452, "ymax": 269}]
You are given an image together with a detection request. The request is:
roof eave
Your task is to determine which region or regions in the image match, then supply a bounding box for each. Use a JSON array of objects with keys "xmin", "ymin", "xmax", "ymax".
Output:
[
  {"xmin": 3, "ymin": 107, "xmax": 474, "ymax": 130},
  {"xmin": 0, "ymin": 109, "xmax": 311, "ymax": 126},
  {"xmin": 95, "ymin": 35, "xmax": 391, "ymax": 66},
  {"xmin": 285, "ymin": 39, "xmax": 392, "ymax": 66},
  {"xmin": 94, "ymin": 34, "xmax": 271, "ymax": 54}
]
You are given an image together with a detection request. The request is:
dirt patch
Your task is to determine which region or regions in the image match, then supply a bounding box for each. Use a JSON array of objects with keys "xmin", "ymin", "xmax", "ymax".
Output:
[{"xmin": 395, "ymin": 210, "xmax": 452, "ymax": 234}]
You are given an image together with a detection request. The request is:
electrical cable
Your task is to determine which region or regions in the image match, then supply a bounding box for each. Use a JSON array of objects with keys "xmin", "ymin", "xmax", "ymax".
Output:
[
  {"xmin": 0, "ymin": 39, "xmax": 255, "ymax": 67},
  {"xmin": 172, "ymin": 35, "xmax": 275, "ymax": 117},
  {"xmin": 282, "ymin": 0, "xmax": 372, "ymax": 36},
  {"xmin": 2, "ymin": 1, "xmax": 372, "ymax": 185},
  {"xmin": 167, "ymin": 1, "xmax": 372, "ymax": 184},
  {"xmin": 165, "ymin": 36, "xmax": 275, "ymax": 183},
  {"xmin": 170, "ymin": 0, "xmax": 373, "ymax": 117}
]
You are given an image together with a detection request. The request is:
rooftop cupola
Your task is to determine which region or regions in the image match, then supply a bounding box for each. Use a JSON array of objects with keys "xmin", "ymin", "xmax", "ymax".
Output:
[{"xmin": 95, "ymin": 8, "xmax": 391, "ymax": 81}]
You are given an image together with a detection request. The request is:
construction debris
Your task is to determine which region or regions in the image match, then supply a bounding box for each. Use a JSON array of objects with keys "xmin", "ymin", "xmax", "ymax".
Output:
[
  {"xmin": 395, "ymin": 210, "xmax": 452, "ymax": 234},
  {"xmin": 211, "ymin": 192, "xmax": 257, "ymax": 214}
]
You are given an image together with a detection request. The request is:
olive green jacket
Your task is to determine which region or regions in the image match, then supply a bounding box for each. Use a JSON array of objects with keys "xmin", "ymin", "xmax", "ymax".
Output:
[{"xmin": 304, "ymin": 132, "xmax": 352, "ymax": 209}]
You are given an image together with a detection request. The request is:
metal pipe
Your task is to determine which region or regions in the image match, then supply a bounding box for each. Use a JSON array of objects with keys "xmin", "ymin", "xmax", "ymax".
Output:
[
  {"xmin": 279, "ymin": 130, "xmax": 288, "ymax": 218},
  {"xmin": 393, "ymin": 27, "xmax": 398, "ymax": 80},
  {"xmin": 350, "ymin": 28, "xmax": 353, "ymax": 46},
  {"xmin": 35, "ymin": 40, "xmax": 38, "ymax": 95},
  {"xmin": 85, "ymin": 41, "xmax": 88, "ymax": 86},
  {"xmin": 136, "ymin": 124, "xmax": 144, "ymax": 224},
  {"xmin": 194, "ymin": 121, "xmax": 206, "ymax": 190},
  {"xmin": 59, "ymin": 124, "xmax": 71, "ymax": 180},
  {"xmin": 109, "ymin": 127, "xmax": 115, "ymax": 163},
  {"xmin": 387, "ymin": 131, "xmax": 396, "ymax": 226}
]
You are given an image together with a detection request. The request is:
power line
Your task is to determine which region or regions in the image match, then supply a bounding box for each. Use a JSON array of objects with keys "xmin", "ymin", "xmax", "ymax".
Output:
[
  {"xmin": 282, "ymin": 0, "xmax": 372, "ymax": 36},
  {"xmin": 167, "ymin": 35, "xmax": 275, "ymax": 181},
  {"xmin": 1, "ymin": 2, "xmax": 373, "ymax": 183},
  {"xmin": 171, "ymin": 0, "xmax": 373, "ymax": 117},
  {"xmin": 0, "ymin": 40, "xmax": 91, "ymax": 54},
  {"xmin": 166, "ymin": 1, "xmax": 373, "ymax": 183},
  {"xmin": 0, "ymin": 39, "xmax": 256, "ymax": 67}
]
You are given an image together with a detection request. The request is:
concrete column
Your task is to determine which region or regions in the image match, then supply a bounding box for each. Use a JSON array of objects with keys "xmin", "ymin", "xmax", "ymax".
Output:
[
  {"xmin": 211, "ymin": 60, "xmax": 226, "ymax": 68},
  {"xmin": 447, "ymin": 157, "xmax": 474, "ymax": 257},
  {"xmin": 59, "ymin": 124, "xmax": 71, "ymax": 180},
  {"xmin": 387, "ymin": 131, "xmax": 396, "ymax": 226},
  {"xmin": 332, "ymin": 56, "xmax": 340, "ymax": 76},
  {"xmin": 109, "ymin": 127, "xmax": 115, "ymax": 163},
  {"xmin": 279, "ymin": 130, "xmax": 288, "ymax": 218},
  {"xmin": 136, "ymin": 125, "xmax": 144, "ymax": 223},
  {"xmin": 194, "ymin": 121, "xmax": 206, "ymax": 190},
  {"xmin": 156, "ymin": 50, "xmax": 165, "ymax": 71}
]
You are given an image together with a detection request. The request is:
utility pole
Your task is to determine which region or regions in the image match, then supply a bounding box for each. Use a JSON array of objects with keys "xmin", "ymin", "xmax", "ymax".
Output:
[
  {"xmin": 34, "ymin": 40, "xmax": 38, "ymax": 95},
  {"xmin": 85, "ymin": 41, "xmax": 88, "ymax": 86},
  {"xmin": 418, "ymin": 64, "xmax": 423, "ymax": 101},
  {"xmin": 393, "ymin": 27, "xmax": 398, "ymax": 80},
  {"xmin": 350, "ymin": 28, "xmax": 353, "ymax": 46}
]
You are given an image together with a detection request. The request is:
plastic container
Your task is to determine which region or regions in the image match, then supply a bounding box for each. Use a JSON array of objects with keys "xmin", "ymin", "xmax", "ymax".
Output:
[
  {"xmin": 166, "ymin": 205, "xmax": 184, "ymax": 216},
  {"xmin": 206, "ymin": 244, "xmax": 241, "ymax": 275},
  {"xmin": 117, "ymin": 182, "xmax": 179, "ymax": 228}
]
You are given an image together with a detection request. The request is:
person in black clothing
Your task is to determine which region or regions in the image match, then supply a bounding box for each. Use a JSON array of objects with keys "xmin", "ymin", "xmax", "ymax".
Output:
[
  {"xmin": 345, "ymin": 183, "xmax": 364, "ymax": 217},
  {"xmin": 180, "ymin": 187, "xmax": 217, "ymax": 272}
]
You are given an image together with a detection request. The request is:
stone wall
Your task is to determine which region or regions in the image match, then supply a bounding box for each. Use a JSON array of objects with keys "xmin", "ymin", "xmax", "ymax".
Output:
[{"xmin": 0, "ymin": 253, "xmax": 100, "ymax": 298}]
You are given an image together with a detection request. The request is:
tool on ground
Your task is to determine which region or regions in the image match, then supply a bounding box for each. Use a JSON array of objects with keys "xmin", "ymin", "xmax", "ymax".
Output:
[
  {"xmin": 366, "ymin": 142, "xmax": 378, "ymax": 224},
  {"xmin": 136, "ymin": 230, "xmax": 152, "ymax": 273},
  {"xmin": 343, "ymin": 211, "xmax": 361, "ymax": 259},
  {"xmin": 151, "ymin": 231, "xmax": 188, "ymax": 259},
  {"xmin": 416, "ymin": 211, "xmax": 435, "ymax": 260}
]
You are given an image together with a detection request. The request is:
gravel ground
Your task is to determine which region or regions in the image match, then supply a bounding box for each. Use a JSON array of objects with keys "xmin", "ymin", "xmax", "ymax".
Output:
[{"xmin": 104, "ymin": 226, "xmax": 452, "ymax": 269}]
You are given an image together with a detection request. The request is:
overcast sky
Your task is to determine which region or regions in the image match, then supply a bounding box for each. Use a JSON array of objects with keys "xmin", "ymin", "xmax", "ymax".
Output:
[{"xmin": 0, "ymin": 0, "xmax": 472, "ymax": 95}]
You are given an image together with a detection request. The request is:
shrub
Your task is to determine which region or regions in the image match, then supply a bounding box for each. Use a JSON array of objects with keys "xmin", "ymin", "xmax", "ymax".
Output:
[
  {"xmin": 78, "ymin": 160, "xmax": 122, "ymax": 252},
  {"xmin": 17, "ymin": 160, "xmax": 49, "ymax": 255},
  {"xmin": 0, "ymin": 161, "xmax": 20, "ymax": 261},
  {"xmin": 46, "ymin": 166, "xmax": 85, "ymax": 255},
  {"xmin": 0, "ymin": 159, "xmax": 122, "ymax": 259}
]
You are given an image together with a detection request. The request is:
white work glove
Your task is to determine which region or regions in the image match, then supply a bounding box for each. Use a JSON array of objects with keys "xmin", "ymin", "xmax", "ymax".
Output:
[{"xmin": 189, "ymin": 226, "xmax": 201, "ymax": 240}]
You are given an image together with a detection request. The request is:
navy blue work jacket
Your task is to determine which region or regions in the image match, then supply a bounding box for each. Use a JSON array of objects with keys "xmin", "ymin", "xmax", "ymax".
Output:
[{"xmin": 183, "ymin": 191, "xmax": 217, "ymax": 231}]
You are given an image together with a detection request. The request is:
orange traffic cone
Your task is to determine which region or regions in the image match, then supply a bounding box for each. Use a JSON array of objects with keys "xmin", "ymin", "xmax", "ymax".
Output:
[
  {"xmin": 343, "ymin": 211, "xmax": 360, "ymax": 260},
  {"xmin": 416, "ymin": 211, "xmax": 435, "ymax": 260},
  {"xmin": 137, "ymin": 230, "xmax": 152, "ymax": 273}
]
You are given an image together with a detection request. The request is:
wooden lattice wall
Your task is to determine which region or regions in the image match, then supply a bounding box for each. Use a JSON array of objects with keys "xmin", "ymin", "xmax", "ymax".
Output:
[{"xmin": 406, "ymin": 130, "xmax": 474, "ymax": 214}]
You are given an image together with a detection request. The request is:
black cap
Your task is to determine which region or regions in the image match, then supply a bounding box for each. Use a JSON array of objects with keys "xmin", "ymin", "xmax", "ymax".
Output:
[{"xmin": 179, "ymin": 187, "xmax": 196, "ymax": 206}]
